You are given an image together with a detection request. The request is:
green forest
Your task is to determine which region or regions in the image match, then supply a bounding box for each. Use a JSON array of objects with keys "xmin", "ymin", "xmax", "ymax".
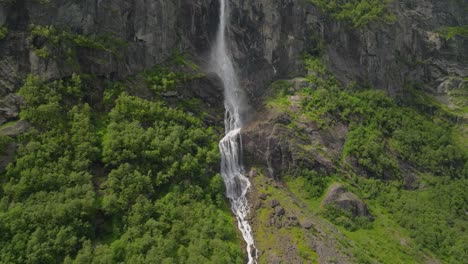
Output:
[{"xmin": 0, "ymin": 72, "xmax": 243, "ymax": 263}]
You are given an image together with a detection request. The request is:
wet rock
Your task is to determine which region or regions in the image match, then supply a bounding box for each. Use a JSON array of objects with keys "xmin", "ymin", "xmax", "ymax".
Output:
[
  {"xmin": 178, "ymin": 75, "xmax": 223, "ymax": 110},
  {"xmin": 322, "ymin": 183, "xmax": 370, "ymax": 217},
  {"xmin": 270, "ymin": 199, "xmax": 280, "ymax": 208},
  {"xmin": 259, "ymin": 193, "xmax": 267, "ymax": 200}
]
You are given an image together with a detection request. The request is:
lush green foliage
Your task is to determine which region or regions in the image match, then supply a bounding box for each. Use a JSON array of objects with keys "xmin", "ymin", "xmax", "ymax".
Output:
[
  {"xmin": 309, "ymin": 0, "xmax": 396, "ymax": 28},
  {"xmin": 0, "ymin": 74, "xmax": 243, "ymax": 263},
  {"xmin": 322, "ymin": 204, "xmax": 373, "ymax": 231},
  {"xmin": 145, "ymin": 67, "xmax": 179, "ymax": 94},
  {"xmin": 353, "ymin": 176, "xmax": 468, "ymax": 263},
  {"xmin": 299, "ymin": 58, "xmax": 466, "ymax": 179},
  {"xmin": 29, "ymin": 25, "xmax": 126, "ymax": 60},
  {"xmin": 438, "ymin": 25, "xmax": 468, "ymax": 40},
  {"xmin": 0, "ymin": 134, "xmax": 12, "ymax": 153},
  {"xmin": 296, "ymin": 169, "xmax": 331, "ymax": 199},
  {"xmin": 0, "ymin": 26, "xmax": 7, "ymax": 40}
]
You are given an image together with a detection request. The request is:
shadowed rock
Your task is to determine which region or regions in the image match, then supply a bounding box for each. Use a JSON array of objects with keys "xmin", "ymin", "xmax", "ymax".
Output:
[
  {"xmin": 270, "ymin": 199, "xmax": 280, "ymax": 208},
  {"xmin": 275, "ymin": 206, "xmax": 285, "ymax": 216}
]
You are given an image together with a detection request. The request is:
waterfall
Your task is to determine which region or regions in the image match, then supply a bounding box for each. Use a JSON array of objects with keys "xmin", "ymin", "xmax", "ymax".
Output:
[{"xmin": 210, "ymin": 0, "xmax": 257, "ymax": 263}]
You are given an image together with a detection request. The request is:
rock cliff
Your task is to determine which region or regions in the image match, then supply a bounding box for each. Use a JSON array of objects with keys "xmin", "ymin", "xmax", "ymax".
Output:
[{"xmin": 1, "ymin": 0, "xmax": 466, "ymax": 101}]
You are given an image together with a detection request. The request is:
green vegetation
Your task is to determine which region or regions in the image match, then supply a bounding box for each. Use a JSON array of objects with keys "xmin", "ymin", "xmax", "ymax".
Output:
[
  {"xmin": 438, "ymin": 25, "xmax": 468, "ymax": 40},
  {"xmin": 265, "ymin": 55, "xmax": 467, "ymax": 262},
  {"xmin": 0, "ymin": 72, "xmax": 243, "ymax": 263},
  {"xmin": 298, "ymin": 57, "xmax": 466, "ymax": 179},
  {"xmin": 29, "ymin": 25, "xmax": 127, "ymax": 61},
  {"xmin": 144, "ymin": 67, "xmax": 182, "ymax": 95},
  {"xmin": 252, "ymin": 173, "xmax": 320, "ymax": 264},
  {"xmin": 309, "ymin": 0, "xmax": 396, "ymax": 28},
  {"xmin": 321, "ymin": 204, "xmax": 373, "ymax": 231},
  {"xmin": 0, "ymin": 135, "xmax": 13, "ymax": 154},
  {"xmin": 348, "ymin": 176, "xmax": 468, "ymax": 263},
  {"xmin": 0, "ymin": 25, "xmax": 7, "ymax": 40}
]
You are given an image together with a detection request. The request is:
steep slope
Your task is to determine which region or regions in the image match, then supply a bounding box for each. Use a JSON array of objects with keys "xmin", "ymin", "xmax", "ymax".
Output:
[{"xmin": 242, "ymin": 57, "xmax": 467, "ymax": 263}]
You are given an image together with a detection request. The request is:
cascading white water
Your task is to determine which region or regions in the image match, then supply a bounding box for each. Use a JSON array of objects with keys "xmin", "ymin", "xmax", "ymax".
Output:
[{"xmin": 210, "ymin": 0, "xmax": 257, "ymax": 263}]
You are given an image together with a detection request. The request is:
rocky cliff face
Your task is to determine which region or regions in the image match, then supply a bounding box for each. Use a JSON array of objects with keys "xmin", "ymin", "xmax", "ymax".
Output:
[
  {"xmin": 1, "ymin": 0, "xmax": 466, "ymax": 105},
  {"xmin": 0, "ymin": 0, "xmax": 218, "ymax": 95},
  {"xmin": 228, "ymin": 0, "xmax": 467, "ymax": 101}
]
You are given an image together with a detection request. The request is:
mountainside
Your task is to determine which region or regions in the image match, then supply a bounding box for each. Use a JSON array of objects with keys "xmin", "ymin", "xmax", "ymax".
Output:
[{"xmin": 0, "ymin": 0, "xmax": 467, "ymax": 263}]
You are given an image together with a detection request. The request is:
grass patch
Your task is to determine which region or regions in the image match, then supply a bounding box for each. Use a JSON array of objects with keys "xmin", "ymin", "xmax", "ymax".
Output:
[{"xmin": 438, "ymin": 25, "xmax": 468, "ymax": 40}]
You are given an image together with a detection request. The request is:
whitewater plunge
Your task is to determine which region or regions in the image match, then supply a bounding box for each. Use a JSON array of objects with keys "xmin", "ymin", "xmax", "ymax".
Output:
[{"xmin": 210, "ymin": 0, "xmax": 257, "ymax": 263}]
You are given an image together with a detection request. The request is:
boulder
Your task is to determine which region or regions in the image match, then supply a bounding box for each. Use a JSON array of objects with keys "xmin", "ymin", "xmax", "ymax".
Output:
[
  {"xmin": 284, "ymin": 215, "xmax": 299, "ymax": 227},
  {"xmin": 300, "ymin": 219, "xmax": 314, "ymax": 230},
  {"xmin": 0, "ymin": 120, "xmax": 29, "ymax": 137},
  {"xmin": 274, "ymin": 206, "xmax": 285, "ymax": 217},
  {"xmin": 322, "ymin": 183, "xmax": 370, "ymax": 217},
  {"xmin": 270, "ymin": 199, "xmax": 280, "ymax": 208},
  {"xmin": 253, "ymin": 201, "xmax": 263, "ymax": 210},
  {"xmin": 0, "ymin": 94, "xmax": 23, "ymax": 125},
  {"xmin": 259, "ymin": 193, "xmax": 267, "ymax": 200}
]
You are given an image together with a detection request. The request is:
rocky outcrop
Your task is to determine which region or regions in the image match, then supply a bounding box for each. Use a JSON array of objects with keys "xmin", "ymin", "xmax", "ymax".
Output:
[
  {"xmin": 242, "ymin": 106, "xmax": 345, "ymax": 179},
  {"xmin": 0, "ymin": 94, "xmax": 23, "ymax": 125},
  {"xmin": 322, "ymin": 183, "xmax": 370, "ymax": 217}
]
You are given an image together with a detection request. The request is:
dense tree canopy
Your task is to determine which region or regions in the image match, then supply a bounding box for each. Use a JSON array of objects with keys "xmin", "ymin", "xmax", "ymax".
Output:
[{"xmin": 0, "ymin": 73, "xmax": 243, "ymax": 263}]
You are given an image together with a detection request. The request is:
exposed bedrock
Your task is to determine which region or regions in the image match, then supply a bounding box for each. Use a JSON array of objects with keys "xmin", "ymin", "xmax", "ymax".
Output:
[{"xmin": 1, "ymin": 0, "xmax": 466, "ymax": 101}]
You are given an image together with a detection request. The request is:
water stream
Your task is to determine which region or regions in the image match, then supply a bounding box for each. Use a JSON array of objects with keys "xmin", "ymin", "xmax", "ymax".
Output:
[{"xmin": 210, "ymin": 0, "xmax": 257, "ymax": 263}]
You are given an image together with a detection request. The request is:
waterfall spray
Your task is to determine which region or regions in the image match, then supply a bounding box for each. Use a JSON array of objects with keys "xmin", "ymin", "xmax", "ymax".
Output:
[{"xmin": 210, "ymin": 0, "xmax": 257, "ymax": 263}]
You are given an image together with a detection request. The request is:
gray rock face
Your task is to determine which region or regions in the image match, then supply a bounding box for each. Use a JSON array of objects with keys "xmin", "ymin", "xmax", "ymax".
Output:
[
  {"xmin": 1, "ymin": 0, "xmax": 466, "ymax": 107},
  {"xmin": 0, "ymin": 0, "xmax": 218, "ymax": 94},
  {"xmin": 322, "ymin": 183, "xmax": 370, "ymax": 217},
  {"xmin": 242, "ymin": 108, "xmax": 343, "ymax": 179},
  {"xmin": 229, "ymin": 0, "xmax": 467, "ymax": 100}
]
